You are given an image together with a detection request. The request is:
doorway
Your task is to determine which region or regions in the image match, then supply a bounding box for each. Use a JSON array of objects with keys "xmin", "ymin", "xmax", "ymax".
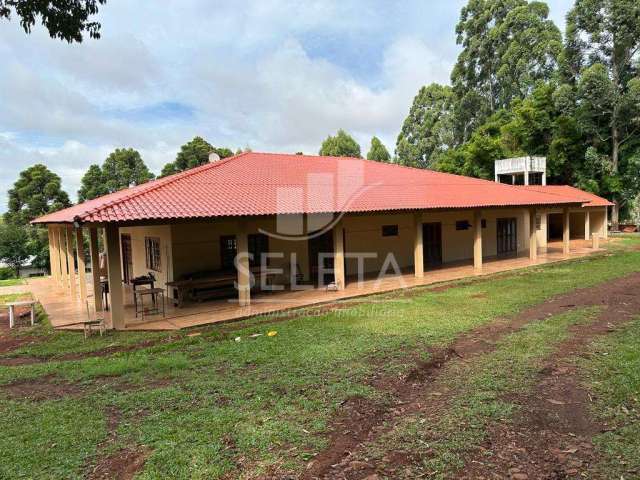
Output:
[
  {"xmin": 308, "ymin": 230, "xmax": 334, "ymax": 285},
  {"xmin": 423, "ymin": 222, "xmax": 443, "ymax": 268},
  {"xmin": 497, "ymin": 218, "xmax": 517, "ymax": 256},
  {"xmin": 121, "ymin": 234, "xmax": 133, "ymax": 284}
]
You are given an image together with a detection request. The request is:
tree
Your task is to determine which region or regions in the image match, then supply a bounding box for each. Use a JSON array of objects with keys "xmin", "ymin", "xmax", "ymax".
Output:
[
  {"xmin": 4, "ymin": 164, "xmax": 70, "ymax": 270},
  {"xmin": 4, "ymin": 164, "xmax": 70, "ymax": 226},
  {"xmin": 566, "ymin": 0, "xmax": 640, "ymax": 228},
  {"xmin": 0, "ymin": 0, "xmax": 106, "ymax": 43},
  {"xmin": 319, "ymin": 129, "xmax": 361, "ymax": 158},
  {"xmin": 101, "ymin": 148, "xmax": 154, "ymax": 193},
  {"xmin": 0, "ymin": 223, "xmax": 30, "ymax": 277},
  {"xmin": 396, "ymin": 84, "xmax": 454, "ymax": 168},
  {"xmin": 451, "ymin": 0, "xmax": 562, "ymax": 142},
  {"xmin": 78, "ymin": 164, "xmax": 107, "ymax": 202},
  {"xmin": 160, "ymin": 137, "xmax": 234, "ymax": 177},
  {"xmin": 366, "ymin": 137, "xmax": 391, "ymax": 162}
]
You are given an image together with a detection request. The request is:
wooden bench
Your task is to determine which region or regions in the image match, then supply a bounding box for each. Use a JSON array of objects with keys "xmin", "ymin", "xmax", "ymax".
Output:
[
  {"xmin": 166, "ymin": 268, "xmax": 275, "ymax": 307},
  {"xmin": 7, "ymin": 301, "xmax": 37, "ymax": 328}
]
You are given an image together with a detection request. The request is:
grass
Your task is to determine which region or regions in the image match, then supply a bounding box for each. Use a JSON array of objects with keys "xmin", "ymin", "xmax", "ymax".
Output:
[
  {"xmin": 580, "ymin": 318, "xmax": 640, "ymax": 478},
  {"xmin": 360, "ymin": 307, "xmax": 601, "ymax": 478},
  {"xmin": 0, "ymin": 278, "xmax": 24, "ymax": 287},
  {"xmin": 0, "ymin": 239, "xmax": 639, "ymax": 478}
]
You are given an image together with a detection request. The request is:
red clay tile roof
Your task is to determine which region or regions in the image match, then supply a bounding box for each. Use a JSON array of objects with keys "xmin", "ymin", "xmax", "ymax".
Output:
[
  {"xmin": 33, "ymin": 152, "xmax": 595, "ymax": 224},
  {"xmin": 521, "ymin": 185, "xmax": 614, "ymax": 207}
]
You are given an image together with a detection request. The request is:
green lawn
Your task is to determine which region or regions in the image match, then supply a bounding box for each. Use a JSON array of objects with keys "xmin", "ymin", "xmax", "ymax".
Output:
[
  {"xmin": 0, "ymin": 278, "xmax": 24, "ymax": 287},
  {"xmin": 1, "ymin": 240, "xmax": 640, "ymax": 478}
]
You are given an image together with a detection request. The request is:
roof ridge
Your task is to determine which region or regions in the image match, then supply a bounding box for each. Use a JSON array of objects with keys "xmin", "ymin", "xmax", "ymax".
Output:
[{"xmin": 77, "ymin": 152, "xmax": 250, "ymax": 221}]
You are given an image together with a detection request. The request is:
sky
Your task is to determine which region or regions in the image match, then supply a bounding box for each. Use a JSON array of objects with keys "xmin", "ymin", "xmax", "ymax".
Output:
[{"xmin": 0, "ymin": 0, "xmax": 575, "ymax": 211}]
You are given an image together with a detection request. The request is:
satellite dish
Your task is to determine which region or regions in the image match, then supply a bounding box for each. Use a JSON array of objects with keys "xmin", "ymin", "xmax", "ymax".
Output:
[{"xmin": 208, "ymin": 152, "xmax": 221, "ymax": 163}]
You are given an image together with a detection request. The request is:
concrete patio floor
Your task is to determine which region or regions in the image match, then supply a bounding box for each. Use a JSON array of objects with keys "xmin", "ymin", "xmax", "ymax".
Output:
[{"xmin": 26, "ymin": 239, "xmax": 606, "ymax": 331}]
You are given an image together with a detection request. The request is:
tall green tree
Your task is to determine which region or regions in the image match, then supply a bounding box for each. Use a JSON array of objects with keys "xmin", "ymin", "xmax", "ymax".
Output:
[
  {"xmin": 4, "ymin": 164, "xmax": 70, "ymax": 270},
  {"xmin": 78, "ymin": 149, "xmax": 154, "ymax": 202},
  {"xmin": 4, "ymin": 164, "xmax": 70, "ymax": 226},
  {"xmin": 160, "ymin": 137, "xmax": 234, "ymax": 177},
  {"xmin": 396, "ymin": 84, "xmax": 454, "ymax": 168},
  {"xmin": 366, "ymin": 137, "xmax": 391, "ymax": 162},
  {"xmin": 0, "ymin": 0, "xmax": 106, "ymax": 42},
  {"xmin": 451, "ymin": 0, "xmax": 562, "ymax": 142},
  {"xmin": 77, "ymin": 164, "xmax": 107, "ymax": 202},
  {"xmin": 101, "ymin": 148, "xmax": 154, "ymax": 192},
  {"xmin": 0, "ymin": 223, "xmax": 30, "ymax": 277},
  {"xmin": 565, "ymin": 0, "xmax": 640, "ymax": 227},
  {"xmin": 319, "ymin": 129, "xmax": 362, "ymax": 158}
]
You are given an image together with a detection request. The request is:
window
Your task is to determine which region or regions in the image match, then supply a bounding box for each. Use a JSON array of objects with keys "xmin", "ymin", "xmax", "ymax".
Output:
[
  {"xmin": 536, "ymin": 215, "xmax": 542, "ymax": 230},
  {"xmin": 220, "ymin": 235, "xmax": 237, "ymax": 270},
  {"xmin": 248, "ymin": 233, "xmax": 269, "ymax": 267},
  {"xmin": 481, "ymin": 219, "xmax": 487, "ymax": 229},
  {"xmin": 456, "ymin": 220, "xmax": 471, "ymax": 230},
  {"xmin": 382, "ymin": 225, "xmax": 399, "ymax": 237},
  {"xmin": 145, "ymin": 237, "xmax": 161, "ymax": 271},
  {"xmin": 529, "ymin": 172, "xmax": 543, "ymax": 185}
]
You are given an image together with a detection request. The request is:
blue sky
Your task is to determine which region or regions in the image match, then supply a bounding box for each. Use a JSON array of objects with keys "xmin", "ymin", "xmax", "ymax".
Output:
[{"xmin": 0, "ymin": 0, "xmax": 574, "ymax": 210}]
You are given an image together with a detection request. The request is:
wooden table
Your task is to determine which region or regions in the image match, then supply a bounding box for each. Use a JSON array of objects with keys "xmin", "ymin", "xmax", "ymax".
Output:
[
  {"xmin": 7, "ymin": 301, "xmax": 36, "ymax": 328},
  {"xmin": 166, "ymin": 268, "xmax": 273, "ymax": 307}
]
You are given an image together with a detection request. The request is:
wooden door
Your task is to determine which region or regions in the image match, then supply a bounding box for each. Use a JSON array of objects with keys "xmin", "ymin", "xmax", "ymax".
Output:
[
  {"xmin": 423, "ymin": 222, "xmax": 442, "ymax": 268},
  {"xmin": 121, "ymin": 234, "xmax": 133, "ymax": 284},
  {"xmin": 308, "ymin": 230, "xmax": 334, "ymax": 285},
  {"xmin": 497, "ymin": 218, "xmax": 517, "ymax": 255}
]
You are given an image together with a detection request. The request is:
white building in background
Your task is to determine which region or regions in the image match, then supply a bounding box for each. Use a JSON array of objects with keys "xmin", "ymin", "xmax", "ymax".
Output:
[
  {"xmin": 495, "ymin": 156, "xmax": 546, "ymax": 186},
  {"xmin": 0, "ymin": 256, "xmax": 47, "ymax": 278}
]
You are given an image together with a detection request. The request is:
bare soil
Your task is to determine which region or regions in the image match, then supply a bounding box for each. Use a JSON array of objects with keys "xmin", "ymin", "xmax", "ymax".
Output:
[
  {"xmin": 84, "ymin": 406, "xmax": 151, "ymax": 480},
  {"xmin": 302, "ymin": 271, "xmax": 640, "ymax": 480},
  {"xmin": 1, "ymin": 374, "xmax": 86, "ymax": 401}
]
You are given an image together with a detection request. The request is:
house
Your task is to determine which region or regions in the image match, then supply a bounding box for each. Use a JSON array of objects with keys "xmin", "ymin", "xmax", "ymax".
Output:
[
  {"xmin": 0, "ymin": 255, "xmax": 47, "ymax": 278},
  {"xmin": 32, "ymin": 152, "xmax": 612, "ymax": 330}
]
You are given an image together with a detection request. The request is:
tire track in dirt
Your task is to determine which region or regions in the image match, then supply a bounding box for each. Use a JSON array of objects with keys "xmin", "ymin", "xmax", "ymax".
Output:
[
  {"xmin": 301, "ymin": 272, "xmax": 640, "ymax": 480},
  {"xmin": 456, "ymin": 277, "xmax": 640, "ymax": 480}
]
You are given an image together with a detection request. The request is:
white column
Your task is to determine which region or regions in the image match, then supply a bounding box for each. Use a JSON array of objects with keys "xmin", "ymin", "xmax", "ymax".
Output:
[
  {"xmin": 563, "ymin": 208, "xmax": 570, "ymax": 255},
  {"xmin": 333, "ymin": 219, "xmax": 345, "ymax": 289},
  {"xmin": 89, "ymin": 227, "xmax": 103, "ymax": 311},
  {"xmin": 529, "ymin": 208, "xmax": 537, "ymax": 261},
  {"xmin": 105, "ymin": 224, "xmax": 125, "ymax": 329},
  {"xmin": 584, "ymin": 210, "xmax": 590, "ymax": 241},
  {"xmin": 413, "ymin": 212, "xmax": 424, "ymax": 278},
  {"xmin": 236, "ymin": 221, "xmax": 251, "ymax": 306},
  {"xmin": 65, "ymin": 226, "xmax": 77, "ymax": 299},
  {"xmin": 75, "ymin": 228, "xmax": 87, "ymax": 304},
  {"xmin": 603, "ymin": 207, "xmax": 608, "ymax": 239},
  {"xmin": 473, "ymin": 210, "xmax": 482, "ymax": 270}
]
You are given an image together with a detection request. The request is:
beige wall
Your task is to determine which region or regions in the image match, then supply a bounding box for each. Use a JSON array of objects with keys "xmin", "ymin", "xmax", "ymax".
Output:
[
  {"xmin": 119, "ymin": 225, "xmax": 174, "ymax": 294},
  {"xmin": 342, "ymin": 212, "xmax": 414, "ymax": 275},
  {"xmin": 120, "ymin": 205, "xmax": 602, "ymax": 291},
  {"xmin": 170, "ymin": 218, "xmax": 310, "ymax": 284},
  {"xmin": 589, "ymin": 208, "xmax": 607, "ymax": 238},
  {"xmin": 415, "ymin": 209, "xmax": 528, "ymax": 263}
]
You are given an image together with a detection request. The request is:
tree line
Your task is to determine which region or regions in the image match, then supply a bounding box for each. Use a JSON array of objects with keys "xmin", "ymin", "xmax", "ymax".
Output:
[{"xmin": 319, "ymin": 0, "xmax": 640, "ymax": 228}]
